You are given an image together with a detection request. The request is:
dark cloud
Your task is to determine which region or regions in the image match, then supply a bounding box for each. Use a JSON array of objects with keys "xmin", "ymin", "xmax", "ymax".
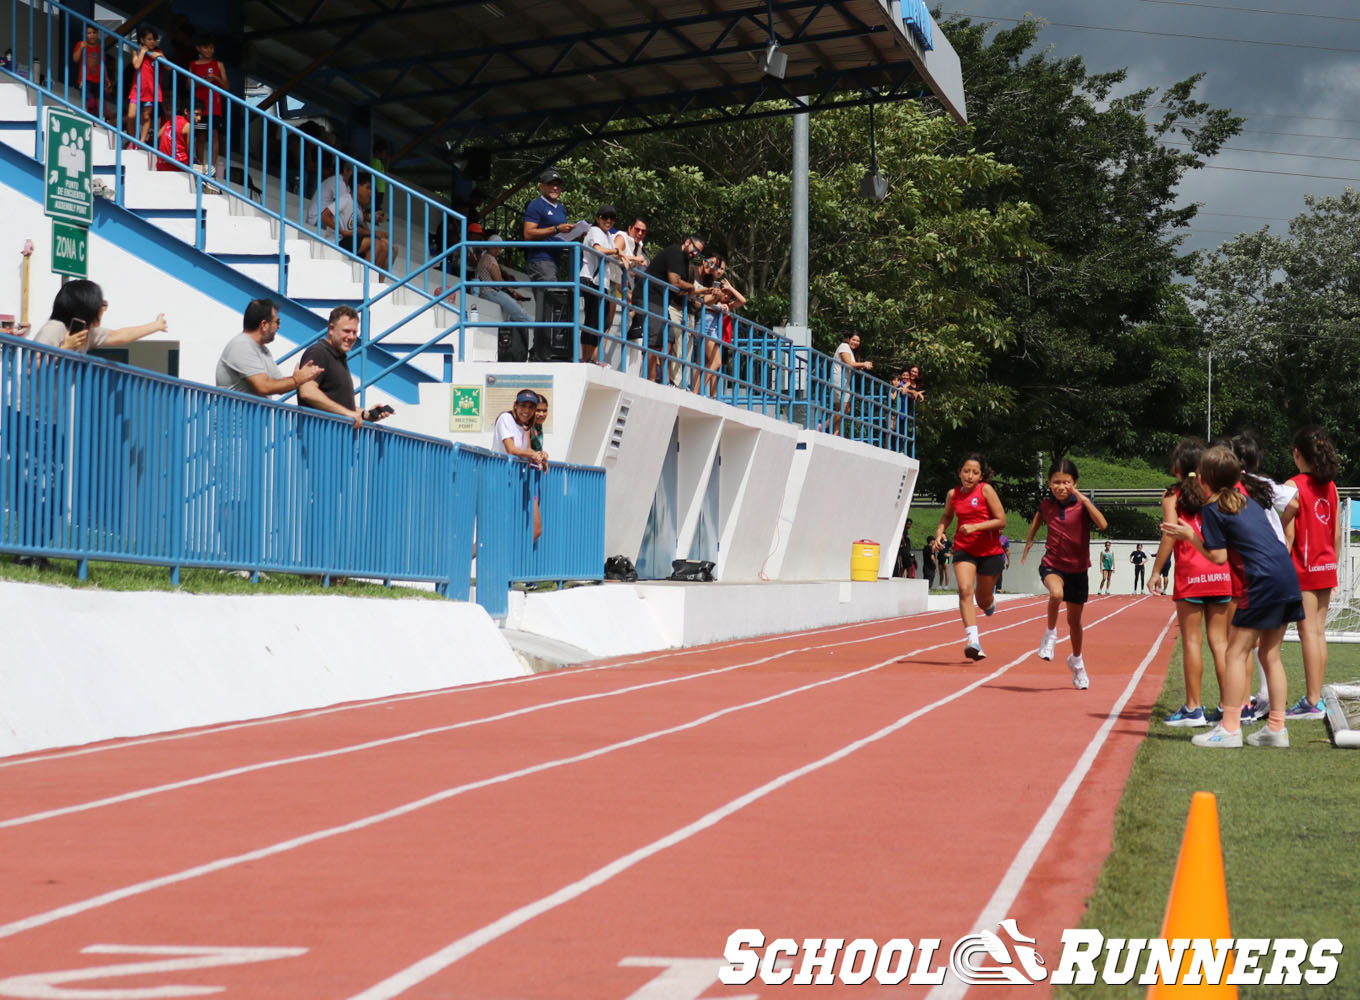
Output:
[{"xmin": 940, "ymin": 1, "xmax": 1360, "ymax": 254}]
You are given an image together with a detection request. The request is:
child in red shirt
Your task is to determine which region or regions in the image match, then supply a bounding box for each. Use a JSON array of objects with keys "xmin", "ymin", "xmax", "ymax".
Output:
[
  {"xmin": 932, "ymin": 452, "xmax": 1007, "ymax": 662},
  {"xmin": 1021, "ymin": 458, "xmax": 1108, "ymax": 690},
  {"xmin": 125, "ymin": 25, "xmax": 163, "ymax": 144},
  {"xmin": 71, "ymin": 25, "xmax": 110, "ymax": 119},
  {"xmin": 156, "ymin": 100, "xmax": 199, "ymax": 172},
  {"xmin": 1281, "ymin": 426, "xmax": 1342, "ymax": 719},
  {"xmin": 188, "ymin": 35, "xmax": 228, "ymax": 174}
]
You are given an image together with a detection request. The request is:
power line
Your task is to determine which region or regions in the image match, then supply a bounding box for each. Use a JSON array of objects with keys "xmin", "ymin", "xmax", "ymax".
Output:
[
  {"xmin": 1193, "ymin": 211, "xmax": 1292, "ymax": 221},
  {"xmin": 1163, "ymin": 107, "xmax": 1360, "ymax": 127},
  {"xmin": 1166, "ymin": 140, "xmax": 1360, "ymax": 165},
  {"xmin": 1136, "ymin": 0, "xmax": 1360, "ymax": 22},
  {"xmin": 1199, "ymin": 163, "xmax": 1360, "ymax": 182},
  {"xmin": 942, "ymin": 11, "xmax": 1360, "ymax": 53}
]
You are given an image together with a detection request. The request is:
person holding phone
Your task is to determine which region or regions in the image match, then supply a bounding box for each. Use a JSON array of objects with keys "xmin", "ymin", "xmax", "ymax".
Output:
[{"xmin": 31, "ymin": 280, "xmax": 168, "ymax": 354}]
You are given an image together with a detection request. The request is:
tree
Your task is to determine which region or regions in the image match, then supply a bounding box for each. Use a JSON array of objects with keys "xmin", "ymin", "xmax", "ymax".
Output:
[
  {"xmin": 1188, "ymin": 190, "xmax": 1360, "ymax": 477},
  {"xmin": 927, "ymin": 15, "xmax": 1242, "ymax": 490},
  {"xmin": 515, "ymin": 102, "xmax": 1040, "ymax": 433}
]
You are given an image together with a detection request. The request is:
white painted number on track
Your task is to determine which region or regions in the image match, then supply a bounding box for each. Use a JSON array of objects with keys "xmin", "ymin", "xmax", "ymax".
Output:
[
  {"xmin": 619, "ymin": 957, "xmax": 758, "ymax": 1000},
  {"xmin": 0, "ymin": 944, "xmax": 307, "ymax": 999}
]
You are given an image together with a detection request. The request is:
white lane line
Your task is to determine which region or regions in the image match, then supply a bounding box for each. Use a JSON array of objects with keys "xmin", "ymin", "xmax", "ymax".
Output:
[
  {"xmin": 0, "ymin": 604, "xmax": 1067, "ymax": 942},
  {"xmin": 0, "ymin": 603, "xmax": 1042, "ymax": 829},
  {"xmin": 926, "ymin": 608, "xmax": 1176, "ymax": 1000},
  {"xmin": 342, "ymin": 600, "xmax": 1144, "ymax": 1000},
  {"xmin": 0, "ymin": 604, "xmax": 981, "ymax": 770}
]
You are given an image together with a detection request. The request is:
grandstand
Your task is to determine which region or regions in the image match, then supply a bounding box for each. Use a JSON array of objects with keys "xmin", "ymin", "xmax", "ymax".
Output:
[{"xmin": 2, "ymin": 0, "xmax": 966, "ymax": 751}]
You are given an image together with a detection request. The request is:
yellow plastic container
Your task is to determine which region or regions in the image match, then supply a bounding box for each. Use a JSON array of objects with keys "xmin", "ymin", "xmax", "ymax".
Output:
[{"xmin": 850, "ymin": 539, "xmax": 880, "ymax": 581}]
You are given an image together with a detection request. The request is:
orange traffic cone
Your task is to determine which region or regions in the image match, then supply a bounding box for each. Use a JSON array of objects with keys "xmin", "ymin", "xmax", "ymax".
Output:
[{"xmin": 1147, "ymin": 791, "xmax": 1236, "ymax": 997}]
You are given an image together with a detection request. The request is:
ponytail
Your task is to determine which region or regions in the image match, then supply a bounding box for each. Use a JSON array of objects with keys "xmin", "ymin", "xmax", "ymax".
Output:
[
  {"xmin": 1200, "ymin": 445, "xmax": 1246, "ymax": 516},
  {"xmin": 1168, "ymin": 437, "xmax": 1207, "ymax": 515},
  {"xmin": 1294, "ymin": 426, "xmax": 1339, "ymax": 483}
]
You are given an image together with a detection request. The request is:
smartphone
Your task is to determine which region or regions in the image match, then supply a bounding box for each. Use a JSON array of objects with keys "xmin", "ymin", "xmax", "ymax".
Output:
[{"xmin": 69, "ymin": 319, "xmax": 87, "ymax": 333}]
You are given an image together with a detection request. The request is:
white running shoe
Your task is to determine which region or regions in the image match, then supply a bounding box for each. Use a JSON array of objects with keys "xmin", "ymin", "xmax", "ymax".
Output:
[
  {"xmin": 1245, "ymin": 725, "xmax": 1290, "ymax": 748},
  {"xmin": 1191, "ymin": 724, "xmax": 1243, "ymax": 748},
  {"xmin": 1067, "ymin": 654, "xmax": 1089, "ymax": 690},
  {"xmin": 964, "ymin": 642, "xmax": 986, "ymax": 661},
  {"xmin": 1038, "ymin": 632, "xmax": 1056, "ymax": 661}
]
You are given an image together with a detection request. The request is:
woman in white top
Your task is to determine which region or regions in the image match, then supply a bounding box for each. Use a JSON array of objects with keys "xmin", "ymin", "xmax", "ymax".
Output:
[
  {"xmin": 832, "ymin": 331, "xmax": 873, "ymax": 436},
  {"xmin": 492, "ymin": 389, "xmax": 547, "ymax": 541},
  {"xmin": 579, "ymin": 206, "xmax": 623, "ymax": 363}
]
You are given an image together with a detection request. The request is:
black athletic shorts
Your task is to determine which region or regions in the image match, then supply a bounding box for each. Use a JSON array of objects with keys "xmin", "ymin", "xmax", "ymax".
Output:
[
  {"xmin": 952, "ymin": 551, "xmax": 1005, "ymax": 577},
  {"xmin": 1233, "ymin": 598, "xmax": 1304, "ymax": 631},
  {"xmin": 1040, "ymin": 564, "xmax": 1090, "ymax": 605}
]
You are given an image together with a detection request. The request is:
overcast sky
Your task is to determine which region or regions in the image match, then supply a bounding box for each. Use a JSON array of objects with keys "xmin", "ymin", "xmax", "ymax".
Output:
[{"xmin": 936, "ymin": 0, "xmax": 1360, "ymax": 257}]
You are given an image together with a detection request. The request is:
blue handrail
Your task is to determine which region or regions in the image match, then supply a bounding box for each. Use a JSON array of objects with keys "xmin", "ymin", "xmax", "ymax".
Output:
[{"xmin": 0, "ymin": 333, "xmax": 605, "ymax": 614}]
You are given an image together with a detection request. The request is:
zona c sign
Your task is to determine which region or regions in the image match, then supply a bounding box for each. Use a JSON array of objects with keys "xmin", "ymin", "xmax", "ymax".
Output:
[{"xmin": 52, "ymin": 220, "xmax": 89, "ymax": 279}]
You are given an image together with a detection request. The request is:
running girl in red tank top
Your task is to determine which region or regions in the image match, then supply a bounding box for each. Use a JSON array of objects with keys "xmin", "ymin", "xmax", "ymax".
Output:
[
  {"xmin": 1020, "ymin": 458, "xmax": 1107, "ymax": 690},
  {"xmin": 1149, "ymin": 438, "xmax": 1232, "ymax": 728},
  {"xmin": 1280, "ymin": 426, "xmax": 1342, "ymax": 720},
  {"xmin": 931, "ymin": 453, "xmax": 1006, "ymax": 661}
]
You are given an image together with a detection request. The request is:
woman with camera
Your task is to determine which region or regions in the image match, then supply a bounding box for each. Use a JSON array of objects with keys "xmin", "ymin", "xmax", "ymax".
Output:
[{"xmin": 31, "ymin": 280, "xmax": 168, "ymax": 354}]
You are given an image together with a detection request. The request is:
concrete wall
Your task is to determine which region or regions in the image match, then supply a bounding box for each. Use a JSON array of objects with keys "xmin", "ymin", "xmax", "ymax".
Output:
[{"xmin": 0, "ymin": 582, "xmax": 526, "ymax": 757}]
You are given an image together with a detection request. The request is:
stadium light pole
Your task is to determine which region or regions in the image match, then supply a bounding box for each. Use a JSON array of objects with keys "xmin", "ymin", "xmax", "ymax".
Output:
[{"xmin": 1206, "ymin": 349, "xmax": 1213, "ymax": 440}]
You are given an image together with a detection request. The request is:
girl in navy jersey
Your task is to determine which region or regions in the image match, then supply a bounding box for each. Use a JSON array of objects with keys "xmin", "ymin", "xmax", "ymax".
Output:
[
  {"xmin": 1161, "ymin": 445, "xmax": 1302, "ymax": 748},
  {"xmin": 932, "ymin": 453, "xmax": 1007, "ymax": 661},
  {"xmin": 1020, "ymin": 458, "xmax": 1107, "ymax": 689},
  {"xmin": 1150, "ymin": 438, "xmax": 1232, "ymax": 727},
  {"xmin": 1280, "ymin": 426, "xmax": 1342, "ymax": 720}
]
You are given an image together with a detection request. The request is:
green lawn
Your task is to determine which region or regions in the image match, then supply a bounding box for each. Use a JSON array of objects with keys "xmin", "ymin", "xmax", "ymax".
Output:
[
  {"xmin": 1056, "ymin": 639, "xmax": 1360, "ymax": 998},
  {"xmin": 0, "ymin": 554, "xmax": 440, "ymax": 600}
]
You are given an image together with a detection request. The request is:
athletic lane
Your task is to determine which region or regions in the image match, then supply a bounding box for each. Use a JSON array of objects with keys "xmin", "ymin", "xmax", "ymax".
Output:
[{"xmin": 0, "ymin": 598, "xmax": 1173, "ymax": 999}]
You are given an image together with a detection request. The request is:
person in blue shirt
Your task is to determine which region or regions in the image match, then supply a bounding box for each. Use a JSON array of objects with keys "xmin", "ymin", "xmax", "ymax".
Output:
[
  {"xmin": 1161, "ymin": 445, "xmax": 1302, "ymax": 750},
  {"xmin": 522, "ymin": 168, "xmax": 575, "ymax": 360}
]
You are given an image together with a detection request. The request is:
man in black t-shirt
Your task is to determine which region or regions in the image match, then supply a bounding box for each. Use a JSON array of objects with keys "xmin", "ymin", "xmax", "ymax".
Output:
[
  {"xmin": 297, "ymin": 305, "xmax": 394, "ymax": 428},
  {"xmin": 643, "ymin": 234, "xmax": 704, "ymax": 383}
]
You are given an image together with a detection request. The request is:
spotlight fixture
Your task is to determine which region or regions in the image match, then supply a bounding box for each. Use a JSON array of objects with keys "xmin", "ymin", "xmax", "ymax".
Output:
[{"xmin": 860, "ymin": 99, "xmax": 888, "ymax": 202}]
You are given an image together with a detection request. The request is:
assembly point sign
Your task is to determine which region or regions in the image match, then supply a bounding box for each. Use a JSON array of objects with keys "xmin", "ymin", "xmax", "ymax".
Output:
[{"xmin": 44, "ymin": 109, "xmax": 94, "ymax": 226}]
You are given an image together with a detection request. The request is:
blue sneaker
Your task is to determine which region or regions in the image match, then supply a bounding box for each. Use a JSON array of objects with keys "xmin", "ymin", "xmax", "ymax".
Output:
[
  {"xmin": 1204, "ymin": 706, "xmax": 1223, "ymax": 724},
  {"xmin": 1166, "ymin": 705, "xmax": 1209, "ymax": 728},
  {"xmin": 1285, "ymin": 696, "xmax": 1325, "ymax": 721}
]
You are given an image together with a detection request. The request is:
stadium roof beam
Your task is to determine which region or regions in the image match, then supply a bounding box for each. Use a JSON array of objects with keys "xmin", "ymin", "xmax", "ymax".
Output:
[{"xmin": 240, "ymin": 0, "xmax": 966, "ymax": 170}]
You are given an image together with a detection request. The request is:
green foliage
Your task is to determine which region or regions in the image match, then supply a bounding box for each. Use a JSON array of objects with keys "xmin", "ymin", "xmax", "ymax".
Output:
[
  {"xmin": 1188, "ymin": 190, "xmax": 1360, "ymax": 480},
  {"xmin": 1097, "ymin": 505, "xmax": 1162, "ymax": 541},
  {"xmin": 1066, "ymin": 453, "xmax": 1170, "ymax": 490}
]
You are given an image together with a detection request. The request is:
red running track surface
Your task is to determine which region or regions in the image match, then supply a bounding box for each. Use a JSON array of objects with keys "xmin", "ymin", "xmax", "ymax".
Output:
[{"xmin": 0, "ymin": 595, "xmax": 1175, "ymax": 999}]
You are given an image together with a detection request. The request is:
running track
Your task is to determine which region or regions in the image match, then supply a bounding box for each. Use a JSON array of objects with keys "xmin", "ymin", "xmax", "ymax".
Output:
[{"xmin": 0, "ymin": 595, "xmax": 1175, "ymax": 999}]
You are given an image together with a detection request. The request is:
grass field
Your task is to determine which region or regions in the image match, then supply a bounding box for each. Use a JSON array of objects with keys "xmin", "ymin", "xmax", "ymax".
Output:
[
  {"xmin": 1056, "ymin": 637, "xmax": 1360, "ymax": 998},
  {"xmin": 0, "ymin": 553, "xmax": 440, "ymax": 599}
]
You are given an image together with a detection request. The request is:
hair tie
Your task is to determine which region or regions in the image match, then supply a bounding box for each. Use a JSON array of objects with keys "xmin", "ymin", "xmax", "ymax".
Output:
[{"xmin": 1186, "ymin": 471, "xmax": 1197, "ymax": 477}]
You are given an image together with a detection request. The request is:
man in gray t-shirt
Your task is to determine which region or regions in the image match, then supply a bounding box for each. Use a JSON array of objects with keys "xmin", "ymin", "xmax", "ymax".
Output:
[{"xmin": 215, "ymin": 299, "xmax": 321, "ymax": 396}]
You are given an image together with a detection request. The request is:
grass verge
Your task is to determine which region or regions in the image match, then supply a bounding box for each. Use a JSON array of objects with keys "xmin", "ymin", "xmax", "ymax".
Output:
[
  {"xmin": 0, "ymin": 554, "xmax": 440, "ymax": 600},
  {"xmin": 1055, "ymin": 638, "xmax": 1360, "ymax": 998}
]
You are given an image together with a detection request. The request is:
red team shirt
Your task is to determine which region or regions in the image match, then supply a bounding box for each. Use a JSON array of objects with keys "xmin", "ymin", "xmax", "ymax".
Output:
[
  {"xmin": 1037, "ymin": 495, "xmax": 1090, "ymax": 573},
  {"xmin": 190, "ymin": 59, "xmax": 226, "ymax": 115},
  {"xmin": 1171, "ymin": 504, "xmax": 1233, "ymax": 601},
  {"xmin": 1289, "ymin": 474, "xmax": 1339, "ymax": 590},
  {"xmin": 950, "ymin": 484, "xmax": 1002, "ymax": 557}
]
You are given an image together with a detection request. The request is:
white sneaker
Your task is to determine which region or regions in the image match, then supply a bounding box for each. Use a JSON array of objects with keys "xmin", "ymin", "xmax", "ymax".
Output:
[
  {"xmin": 1038, "ymin": 632, "xmax": 1056, "ymax": 661},
  {"xmin": 964, "ymin": 641, "xmax": 986, "ymax": 661},
  {"xmin": 1067, "ymin": 654, "xmax": 1089, "ymax": 690},
  {"xmin": 1246, "ymin": 725, "xmax": 1290, "ymax": 748},
  {"xmin": 1191, "ymin": 724, "xmax": 1243, "ymax": 748}
]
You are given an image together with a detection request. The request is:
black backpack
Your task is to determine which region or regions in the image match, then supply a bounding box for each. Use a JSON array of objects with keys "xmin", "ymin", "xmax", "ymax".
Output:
[{"xmin": 604, "ymin": 555, "xmax": 638, "ymax": 581}]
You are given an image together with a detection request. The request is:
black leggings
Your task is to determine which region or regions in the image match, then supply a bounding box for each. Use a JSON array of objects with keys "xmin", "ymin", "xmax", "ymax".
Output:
[{"xmin": 1132, "ymin": 565, "xmax": 1145, "ymax": 590}]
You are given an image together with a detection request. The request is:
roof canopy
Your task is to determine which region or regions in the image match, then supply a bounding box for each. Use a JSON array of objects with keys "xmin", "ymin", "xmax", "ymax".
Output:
[{"xmin": 243, "ymin": 0, "xmax": 966, "ymax": 164}]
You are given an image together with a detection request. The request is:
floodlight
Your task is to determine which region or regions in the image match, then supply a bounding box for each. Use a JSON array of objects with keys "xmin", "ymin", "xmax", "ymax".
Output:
[
  {"xmin": 760, "ymin": 39, "xmax": 787, "ymax": 79},
  {"xmin": 859, "ymin": 169, "xmax": 888, "ymax": 202}
]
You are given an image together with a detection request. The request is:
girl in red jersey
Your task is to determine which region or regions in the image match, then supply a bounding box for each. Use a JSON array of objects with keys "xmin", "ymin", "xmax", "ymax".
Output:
[
  {"xmin": 1020, "ymin": 458, "xmax": 1107, "ymax": 690},
  {"xmin": 1280, "ymin": 426, "xmax": 1342, "ymax": 720},
  {"xmin": 188, "ymin": 35, "xmax": 229, "ymax": 174},
  {"xmin": 1150, "ymin": 438, "xmax": 1233, "ymax": 726},
  {"xmin": 125, "ymin": 25, "xmax": 163, "ymax": 144},
  {"xmin": 932, "ymin": 453, "xmax": 1007, "ymax": 661}
]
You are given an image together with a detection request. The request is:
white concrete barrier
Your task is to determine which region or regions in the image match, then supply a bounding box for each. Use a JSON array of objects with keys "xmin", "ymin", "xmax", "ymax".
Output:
[{"xmin": 0, "ymin": 582, "xmax": 526, "ymax": 758}]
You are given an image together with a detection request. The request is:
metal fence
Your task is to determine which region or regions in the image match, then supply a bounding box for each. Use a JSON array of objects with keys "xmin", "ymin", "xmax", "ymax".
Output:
[{"xmin": 0, "ymin": 333, "xmax": 604, "ymax": 615}]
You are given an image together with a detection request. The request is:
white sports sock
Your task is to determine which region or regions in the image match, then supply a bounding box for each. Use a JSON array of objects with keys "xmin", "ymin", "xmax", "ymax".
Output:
[{"xmin": 965, "ymin": 625, "xmax": 979, "ymax": 643}]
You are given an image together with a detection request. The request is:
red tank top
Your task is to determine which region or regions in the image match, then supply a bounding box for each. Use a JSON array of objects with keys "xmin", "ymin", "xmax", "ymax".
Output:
[
  {"xmin": 1289, "ymin": 474, "xmax": 1339, "ymax": 589},
  {"xmin": 1172, "ymin": 505, "xmax": 1232, "ymax": 600},
  {"xmin": 190, "ymin": 59, "xmax": 224, "ymax": 112},
  {"xmin": 951, "ymin": 484, "xmax": 1002, "ymax": 557}
]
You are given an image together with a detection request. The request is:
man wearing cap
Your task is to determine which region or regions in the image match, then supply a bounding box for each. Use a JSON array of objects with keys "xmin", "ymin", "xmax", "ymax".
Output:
[
  {"xmin": 492, "ymin": 389, "xmax": 548, "ymax": 541},
  {"xmin": 580, "ymin": 205, "xmax": 622, "ymax": 363},
  {"xmin": 523, "ymin": 168, "xmax": 575, "ymax": 361},
  {"xmin": 475, "ymin": 235, "xmax": 533, "ymax": 361}
]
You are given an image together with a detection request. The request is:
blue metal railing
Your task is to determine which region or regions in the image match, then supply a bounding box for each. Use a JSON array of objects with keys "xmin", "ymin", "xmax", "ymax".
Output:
[
  {"xmin": 0, "ymin": 333, "xmax": 604, "ymax": 614},
  {"xmin": 1, "ymin": 0, "xmax": 914, "ymax": 456}
]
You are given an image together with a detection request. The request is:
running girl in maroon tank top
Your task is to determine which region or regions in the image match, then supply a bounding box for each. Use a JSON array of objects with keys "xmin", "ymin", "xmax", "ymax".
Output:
[
  {"xmin": 1020, "ymin": 458, "xmax": 1107, "ymax": 690},
  {"xmin": 931, "ymin": 453, "xmax": 1006, "ymax": 661},
  {"xmin": 1280, "ymin": 426, "xmax": 1342, "ymax": 720},
  {"xmin": 1149, "ymin": 438, "xmax": 1232, "ymax": 728}
]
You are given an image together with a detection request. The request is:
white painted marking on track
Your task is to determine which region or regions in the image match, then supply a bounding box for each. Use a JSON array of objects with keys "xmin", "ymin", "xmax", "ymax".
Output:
[
  {"xmin": 0, "ymin": 602, "xmax": 1045, "ymax": 829},
  {"xmin": 340, "ymin": 602, "xmax": 1144, "ymax": 1000},
  {"xmin": 0, "ymin": 603, "xmax": 1065, "ymax": 942},
  {"xmin": 0, "ymin": 944, "xmax": 306, "ymax": 999},
  {"xmin": 0, "ymin": 605, "xmax": 979, "ymax": 770},
  {"xmin": 926, "ymin": 605, "xmax": 1175, "ymax": 1000},
  {"xmin": 618, "ymin": 957, "xmax": 757, "ymax": 1000}
]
